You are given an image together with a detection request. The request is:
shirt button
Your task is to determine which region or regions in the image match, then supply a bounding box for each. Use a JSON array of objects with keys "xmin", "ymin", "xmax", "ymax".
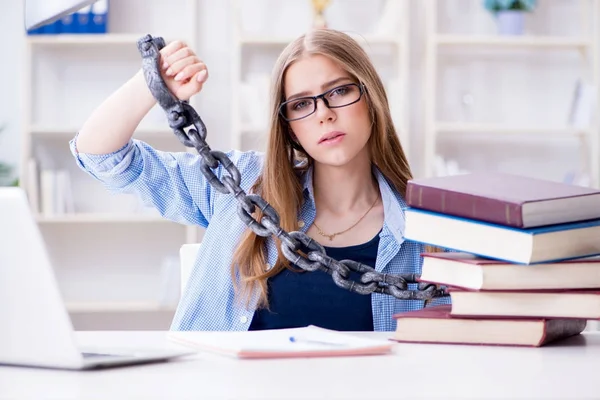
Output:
[
  {"xmin": 298, "ymin": 220, "xmax": 305, "ymax": 228},
  {"xmin": 240, "ymin": 316, "xmax": 248, "ymax": 324}
]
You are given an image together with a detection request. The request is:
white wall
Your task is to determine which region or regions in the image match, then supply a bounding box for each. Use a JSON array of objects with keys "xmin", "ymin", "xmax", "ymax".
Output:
[
  {"xmin": 1, "ymin": 0, "xmax": 594, "ymax": 183},
  {"xmin": 0, "ymin": 0, "xmax": 25, "ymax": 181}
]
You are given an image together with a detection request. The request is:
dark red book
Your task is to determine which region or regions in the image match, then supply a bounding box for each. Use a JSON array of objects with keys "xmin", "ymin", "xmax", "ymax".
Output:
[
  {"xmin": 406, "ymin": 172, "xmax": 600, "ymax": 228},
  {"xmin": 392, "ymin": 305, "xmax": 587, "ymax": 347}
]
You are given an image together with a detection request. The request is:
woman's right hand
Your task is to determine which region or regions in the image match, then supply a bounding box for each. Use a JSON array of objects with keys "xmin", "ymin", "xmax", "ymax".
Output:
[{"xmin": 159, "ymin": 40, "xmax": 209, "ymax": 101}]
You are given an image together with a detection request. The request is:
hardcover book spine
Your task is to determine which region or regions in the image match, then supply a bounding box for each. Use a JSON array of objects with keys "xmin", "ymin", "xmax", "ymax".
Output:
[
  {"xmin": 540, "ymin": 319, "xmax": 587, "ymax": 346},
  {"xmin": 406, "ymin": 183, "xmax": 524, "ymax": 228}
]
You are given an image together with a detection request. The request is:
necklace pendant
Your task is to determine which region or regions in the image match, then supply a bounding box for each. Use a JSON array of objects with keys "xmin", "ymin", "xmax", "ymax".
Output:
[{"xmin": 328, "ymin": 234, "xmax": 335, "ymax": 241}]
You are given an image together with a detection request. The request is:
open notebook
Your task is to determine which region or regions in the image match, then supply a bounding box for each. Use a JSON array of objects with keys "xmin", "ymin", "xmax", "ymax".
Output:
[{"xmin": 168, "ymin": 326, "xmax": 394, "ymax": 359}]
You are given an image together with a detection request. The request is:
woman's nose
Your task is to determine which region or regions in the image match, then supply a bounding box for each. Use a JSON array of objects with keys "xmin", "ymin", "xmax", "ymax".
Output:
[{"xmin": 315, "ymin": 97, "xmax": 336, "ymax": 123}]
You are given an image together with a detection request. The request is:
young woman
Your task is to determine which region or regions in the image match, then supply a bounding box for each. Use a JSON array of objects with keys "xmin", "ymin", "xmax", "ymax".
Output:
[{"xmin": 70, "ymin": 29, "xmax": 449, "ymax": 332}]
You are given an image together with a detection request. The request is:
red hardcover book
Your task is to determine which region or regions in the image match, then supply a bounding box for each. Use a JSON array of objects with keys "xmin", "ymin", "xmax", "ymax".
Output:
[
  {"xmin": 406, "ymin": 172, "xmax": 600, "ymax": 228},
  {"xmin": 392, "ymin": 305, "xmax": 587, "ymax": 347}
]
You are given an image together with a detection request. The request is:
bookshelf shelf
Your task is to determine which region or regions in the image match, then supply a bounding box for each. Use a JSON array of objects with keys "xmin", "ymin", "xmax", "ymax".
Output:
[
  {"xmin": 30, "ymin": 125, "xmax": 175, "ymax": 139},
  {"xmin": 35, "ymin": 213, "xmax": 171, "ymax": 224},
  {"xmin": 435, "ymin": 35, "xmax": 591, "ymax": 49},
  {"xmin": 435, "ymin": 123, "xmax": 591, "ymax": 136},
  {"xmin": 65, "ymin": 301, "xmax": 175, "ymax": 313},
  {"xmin": 240, "ymin": 34, "xmax": 404, "ymax": 47},
  {"xmin": 27, "ymin": 33, "xmax": 147, "ymax": 46}
]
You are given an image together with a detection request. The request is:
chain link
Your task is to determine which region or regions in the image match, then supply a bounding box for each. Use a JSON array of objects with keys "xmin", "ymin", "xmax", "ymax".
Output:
[{"xmin": 136, "ymin": 34, "xmax": 448, "ymax": 302}]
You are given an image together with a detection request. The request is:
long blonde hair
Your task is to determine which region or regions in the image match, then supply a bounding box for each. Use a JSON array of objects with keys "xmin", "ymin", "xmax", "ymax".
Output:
[{"xmin": 231, "ymin": 29, "xmax": 413, "ymax": 308}]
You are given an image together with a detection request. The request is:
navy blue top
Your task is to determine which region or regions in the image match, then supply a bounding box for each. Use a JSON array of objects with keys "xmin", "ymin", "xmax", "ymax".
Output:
[{"xmin": 248, "ymin": 232, "xmax": 380, "ymax": 331}]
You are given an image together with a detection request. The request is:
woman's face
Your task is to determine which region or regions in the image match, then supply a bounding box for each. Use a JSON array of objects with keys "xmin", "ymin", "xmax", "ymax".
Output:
[{"xmin": 282, "ymin": 54, "xmax": 371, "ymax": 167}]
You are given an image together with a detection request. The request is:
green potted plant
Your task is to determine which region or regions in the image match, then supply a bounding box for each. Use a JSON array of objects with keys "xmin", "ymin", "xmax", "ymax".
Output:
[
  {"xmin": 483, "ymin": 0, "xmax": 537, "ymax": 35},
  {"xmin": 0, "ymin": 125, "xmax": 18, "ymax": 187}
]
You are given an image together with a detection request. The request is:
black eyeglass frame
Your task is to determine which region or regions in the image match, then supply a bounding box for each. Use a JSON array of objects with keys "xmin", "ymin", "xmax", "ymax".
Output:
[{"xmin": 278, "ymin": 82, "xmax": 366, "ymax": 122}]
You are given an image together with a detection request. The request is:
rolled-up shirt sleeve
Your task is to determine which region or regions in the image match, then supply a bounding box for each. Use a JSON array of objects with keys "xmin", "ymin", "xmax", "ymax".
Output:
[
  {"xmin": 69, "ymin": 133, "xmax": 211, "ymax": 227},
  {"xmin": 70, "ymin": 134, "xmax": 138, "ymax": 181}
]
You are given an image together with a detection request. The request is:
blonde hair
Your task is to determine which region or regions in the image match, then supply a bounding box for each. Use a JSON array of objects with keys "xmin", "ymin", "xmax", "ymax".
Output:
[{"xmin": 231, "ymin": 29, "xmax": 414, "ymax": 308}]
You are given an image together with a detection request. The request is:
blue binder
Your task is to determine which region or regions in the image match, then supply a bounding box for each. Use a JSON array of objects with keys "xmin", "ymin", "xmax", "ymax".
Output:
[
  {"xmin": 75, "ymin": 6, "xmax": 93, "ymax": 33},
  {"xmin": 90, "ymin": 0, "xmax": 108, "ymax": 34},
  {"xmin": 59, "ymin": 12, "xmax": 77, "ymax": 34}
]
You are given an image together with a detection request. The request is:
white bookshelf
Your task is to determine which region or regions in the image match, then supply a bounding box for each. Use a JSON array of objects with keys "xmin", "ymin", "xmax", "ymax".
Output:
[
  {"xmin": 19, "ymin": 0, "xmax": 200, "ymax": 329},
  {"xmin": 422, "ymin": 0, "xmax": 600, "ymax": 186},
  {"xmin": 229, "ymin": 0, "xmax": 410, "ymax": 158}
]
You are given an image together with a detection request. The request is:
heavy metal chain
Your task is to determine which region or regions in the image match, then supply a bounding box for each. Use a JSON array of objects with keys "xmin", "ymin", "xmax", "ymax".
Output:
[{"xmin": 136, "ymin": 34, "xmax": 447, "ymax": 301}]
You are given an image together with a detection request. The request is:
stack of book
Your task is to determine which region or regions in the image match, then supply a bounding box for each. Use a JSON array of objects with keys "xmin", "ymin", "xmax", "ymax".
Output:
[{"xmin": 393, "ymin": 172, "xmax": 600, "ymax": 347}]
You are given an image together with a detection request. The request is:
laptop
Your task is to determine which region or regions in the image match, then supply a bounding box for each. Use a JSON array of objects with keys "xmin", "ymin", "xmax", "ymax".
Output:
[{"xmin": 0, "ymin": 187, "xmax": 195, "ymax": 370}]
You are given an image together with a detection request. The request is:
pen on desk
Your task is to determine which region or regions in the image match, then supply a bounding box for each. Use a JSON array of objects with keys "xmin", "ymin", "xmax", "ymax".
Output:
[{"xmin": 288, "ymin": 336, "xmax": 347, "ymax": 347}]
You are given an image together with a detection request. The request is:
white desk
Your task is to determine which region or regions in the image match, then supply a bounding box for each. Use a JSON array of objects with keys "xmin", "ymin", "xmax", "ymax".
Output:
[{"xmin": 1, "ymin": 331, "xmax": 599, "ymax": 399}]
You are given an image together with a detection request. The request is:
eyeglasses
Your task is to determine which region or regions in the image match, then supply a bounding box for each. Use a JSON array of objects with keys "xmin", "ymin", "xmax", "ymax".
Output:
[{"xmin": 279, "ymin": 83, "xmax": 365, "ymax": 122}]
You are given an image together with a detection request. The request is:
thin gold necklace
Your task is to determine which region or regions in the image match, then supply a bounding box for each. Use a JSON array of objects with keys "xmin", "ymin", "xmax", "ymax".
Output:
[{"xmin": 312, "ymin": 194, "xmax": 380, "ymax": 241}]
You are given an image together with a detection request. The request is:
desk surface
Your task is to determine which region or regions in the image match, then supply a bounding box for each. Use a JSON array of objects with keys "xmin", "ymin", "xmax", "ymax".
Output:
[{"xmin": 1, "ymin": 331, "xmax": 599, "ymax": 399}]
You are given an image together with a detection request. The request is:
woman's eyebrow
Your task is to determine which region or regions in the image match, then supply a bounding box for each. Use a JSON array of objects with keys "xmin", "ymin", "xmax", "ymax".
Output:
[{"xmin": 287, "ymin": 77, "xmax": 353, "ymax": 101}]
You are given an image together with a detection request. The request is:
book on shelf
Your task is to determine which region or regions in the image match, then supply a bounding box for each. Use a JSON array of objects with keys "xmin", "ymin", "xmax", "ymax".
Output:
[
  {"xmin": 403, "ymin": 208, "xmax": 600, "ymax": 264},
  {"xmin": 26, "ymin": 158, "xmax": 40, "ymax": 214},
  {"xmin": 568, "ymin": 78, "xmax": 597, "ymax": 129},
  {"xmin": 168, "ymin": 325, "xmax": 393, "ymax": 359},
  {"xmin": 90, "ymin": 0, "xmax": 108, "ymax": 34},
  {"xmin": 39, "ymin": 168, "xmax": 75, "ymax": 216},
  {"xmin": 405, "ymin": 172, "xmax": 600, "ymax": 229},
  {"xmin": 392, "ymin": 305, "xmax": 587, "ymax": 347},
  {"xmin": 418, "ymin": 252, "xmax": 600, "ymax": 291}
]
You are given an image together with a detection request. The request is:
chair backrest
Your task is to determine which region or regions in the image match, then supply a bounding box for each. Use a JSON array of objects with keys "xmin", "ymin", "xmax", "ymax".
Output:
[{"xmin": 179, "ymin": 243, "xmax": 201, "ymax": 295}]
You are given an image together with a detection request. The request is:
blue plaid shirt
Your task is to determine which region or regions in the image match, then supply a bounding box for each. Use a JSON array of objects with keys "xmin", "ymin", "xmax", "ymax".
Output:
[{"xmin": 70, "ymin": 136, "xmax": 450, "ymax": 331}]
